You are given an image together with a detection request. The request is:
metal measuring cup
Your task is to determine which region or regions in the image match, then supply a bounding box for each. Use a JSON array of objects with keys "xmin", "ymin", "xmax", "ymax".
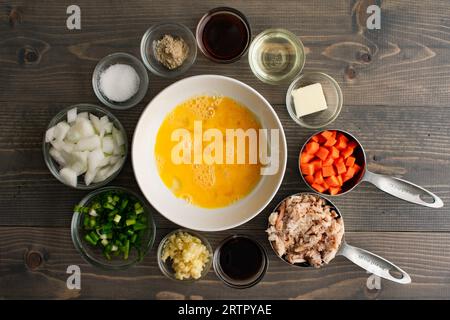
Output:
[
  {"xmin": 300, "ymin": 129, "xmax": 443, "ymax": 208},
  {"xmin": 268, "ymin": 193, "xmax": 411, "ymax": 284}
]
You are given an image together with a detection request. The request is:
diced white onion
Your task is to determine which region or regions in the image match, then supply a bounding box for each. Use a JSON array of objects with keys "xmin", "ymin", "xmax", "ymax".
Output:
[
  {"xmin": 88, "ymin": 149, "xmax": 104, "ymax": 171},
  {"xmin": 54, "ymin": 121, "xmax": 70, "ymax": 141},
  {"xmin": 78, "ymin": 112, "xmax": 89, "ymax": 119},
  {"xmin": 112, "ymin": 127, "xmax": 125, "ymax": 146},
  {"xmin": 46, "ymin": 111, "xmax": 125, "ymax": 186},
  {"xmin": 59, "ymin": 167, "xmax": 77, "ymax": 187},
  {"xmin": 102, "ymin": 135, "xmax": 114, "ymax": 154},
  {"xmin": 75, "ymin": 117, "xmax": 95, "ymax": 138},
  {"xmin": 49, "ymin": 148, "xmax": 66, "ymax": 166},
  {"xmin": 45, "ymin": 126, "xmax": 56, "ymax": 143},
  {"xmin": 84, "ymin": 169, "xmax": 96, "ymax": 186},
  {"xmin": 76, "ymin": 136, "xmax": 101, "ymax": 151},
  {"xmin": 67, "ymin": 108, "xmax": 77, "ymax": 123}
]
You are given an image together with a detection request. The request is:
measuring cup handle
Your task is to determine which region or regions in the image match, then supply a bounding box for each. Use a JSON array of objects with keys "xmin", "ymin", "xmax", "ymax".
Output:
[
  {"xmin": 339, "ymin": 242, "xmax": 411, "ymax": 284},
  {"xmin": 363, "ymin": 170, "xmax": 443, "ymax": 208}
]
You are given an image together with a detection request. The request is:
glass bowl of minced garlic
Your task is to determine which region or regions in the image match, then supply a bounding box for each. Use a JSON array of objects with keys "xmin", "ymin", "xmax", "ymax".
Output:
[
  {"xmin": 140, "ymin": 22, "xmax": 197, "ymax": 78},
  {"xmin": 157, "ymin": 229, "xmax": 212, "ymax": 282}
]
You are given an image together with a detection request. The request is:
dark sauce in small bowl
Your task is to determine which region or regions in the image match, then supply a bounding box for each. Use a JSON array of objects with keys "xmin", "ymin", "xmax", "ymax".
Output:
[
  {"xmin": 213, "ymin": 235, "xmax": 267, "ymax": 288},
  {"xmin": 196, "ymin": 7, "xmax": 251, "ymax": 63}
]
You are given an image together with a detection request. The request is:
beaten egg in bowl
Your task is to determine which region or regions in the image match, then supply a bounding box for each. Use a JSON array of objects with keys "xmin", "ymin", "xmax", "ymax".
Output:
[{"xmin": 155, "ymin": 95, "xmax": 262, "ymax": 208}]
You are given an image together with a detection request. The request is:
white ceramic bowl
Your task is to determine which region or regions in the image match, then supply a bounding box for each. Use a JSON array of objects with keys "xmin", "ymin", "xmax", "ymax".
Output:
[{"xmin": 132, "ymin": 75, "xmax": 287, "ymax": 231}]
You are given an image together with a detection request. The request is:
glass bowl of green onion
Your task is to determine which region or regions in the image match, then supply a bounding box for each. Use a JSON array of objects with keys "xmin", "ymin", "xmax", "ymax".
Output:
[{"xmin": 71, "ymin": 186, "xmax": 156, "ymax": 269}]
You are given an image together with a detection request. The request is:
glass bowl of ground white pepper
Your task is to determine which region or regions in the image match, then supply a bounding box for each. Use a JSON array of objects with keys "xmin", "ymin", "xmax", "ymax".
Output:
[{"xmin": 140, "ymin": 22, "xmax": 197, "ymax": 78}]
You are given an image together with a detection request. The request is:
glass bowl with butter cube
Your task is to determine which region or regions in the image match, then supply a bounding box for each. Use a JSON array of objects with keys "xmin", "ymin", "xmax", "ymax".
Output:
[{"xmin": 286, "ymin": 72, "xmax": 343, "ymax": 129}]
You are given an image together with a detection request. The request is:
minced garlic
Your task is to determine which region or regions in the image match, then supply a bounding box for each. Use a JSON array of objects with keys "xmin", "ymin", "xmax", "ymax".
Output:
[{"xmin": 161, "ymin": 231, "xmax": 210, "ymax": 280}]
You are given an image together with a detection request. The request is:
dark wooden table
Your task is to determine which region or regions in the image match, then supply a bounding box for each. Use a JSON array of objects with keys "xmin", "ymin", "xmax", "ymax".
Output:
[{"xmin": 1, "ymin": 0, "xmax": 449, "ymax": 299}]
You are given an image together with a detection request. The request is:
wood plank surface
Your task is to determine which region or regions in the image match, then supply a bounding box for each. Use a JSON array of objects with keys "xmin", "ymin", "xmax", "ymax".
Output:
[
  {"xmin": 0, "ymin": 0, "xmax": 449, "ymax": 299},
  {"xmin": 1, "ymin": 0, "xmax": 449, "ymax": 106},
  {"xmin": 1, "ymin": 227, "xmax": 450, "ymax": 300}
]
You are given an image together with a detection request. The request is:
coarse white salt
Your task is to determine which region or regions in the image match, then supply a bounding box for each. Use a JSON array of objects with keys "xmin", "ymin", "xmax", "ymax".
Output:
[{"xmin": 99, "ymin": 64, "xmax": 140, "ymax": 102}]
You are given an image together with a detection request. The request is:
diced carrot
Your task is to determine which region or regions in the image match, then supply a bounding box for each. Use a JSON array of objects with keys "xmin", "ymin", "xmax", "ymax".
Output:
[
  {"xmin": 325, "ymin": 175, "xmax": 340, "ymax": 187},
  {"xmin": 347, "ymin": 141, "xmax": 358, "ymax": 149},
  {"xmin": 337, "ymin": 174, "xmax": 343, "ymax": 186},
  {"xmin": 305, "ymin": 141, "xmax": 319, "ymax": 155},
  {"xmin": 329, "ymin": 186, "xmax": 341, "ymax": 195},
  {"xmin": 320, "ymin": 130, "xmax": 333, "ymax": 140},
  {"xmin": 304, "ymin": 175, "xmax": 315, "ymax": 185},
  {"xmin": 353, "ymin": 164, "xmax": 362, "ymax": 173},
  {"xmin": 341, "ymin": 147, "xmax": 354, "ymax": 159},
  {"xmin": 335, "ymin": 135, "xmax": 347, "ymax": 150},
  {"xmin": 324, "ymin": 138, "xmax": 337, "ymax": 147},
  {"xmin": 322, "ymin": 180, "xmax": 330, "ymax": 191},
  {"xmin": 335, "ymin": 159, "xmax": 347, "ymax": 175},
  {"xmin": 329, "ymin": 146, "xmax": 340, "ymax": 159},
  {"xmin": 344, "ymin": 166, "xmax": 356, "ymax": 180},
  {"xmin": 300, "ymin": 152, "xmax": 315, "ymax": 164},
  {"xmin": 323, "ymin": 155, "xmax": 334, "ymax": 166},
  {"xmin": 345, "ymin": 156, "xmax": 356, "ymax": 167},
  {"xmin": 337, "ymin": 133, "xmax": 349, "ymax": 143},
  {"xmin": 314, "ymin": 171, "xmax": 324, "ymax": 184},
  {"xmin": 311, "ymin": 183, "xmax": 326, "ymax": 193},
  {"xmin": 322, "ymin": 165, "xmax": 335, "ymax": 177},
  {"xmin": 311, "ymin": 135, "xmax": 319, "ymax": 142},
  {"xmin": 315, "ymin": 147, "xmax": 329, "ymax": 161},
  {"xmin": 331, "ymin": 130, "xmax": 337, "ymax": 139},
  {"xmin": 311, "ymin": 159, "xmax": 322, "ymax": 171},
  {"xmin": 300, "ymin": 163, "xmax": 315, "ymax": 176},
  {"xmin": 342, "ymin": 173, "xmax": 352, "ymax": 182}
]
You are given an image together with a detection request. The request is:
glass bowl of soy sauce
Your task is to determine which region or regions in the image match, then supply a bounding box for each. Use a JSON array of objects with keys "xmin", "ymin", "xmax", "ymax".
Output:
[
  {"xmin": 196, "ymin": 7, "xmax": 251, "ymax": 63},
  {"xmin": 213, "ymin": 235, "xmax": 268, "ymax": 289}
]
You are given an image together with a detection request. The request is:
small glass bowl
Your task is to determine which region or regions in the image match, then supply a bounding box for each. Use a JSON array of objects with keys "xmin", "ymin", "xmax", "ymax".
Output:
[
  {"xmin": 140, "ymin": 23, "xmax": 197, "ymax": 78},
  {"xmin": 286, "ymin": 72, "xmax": 343, "ymax": 129},
  {"xmin": 71, "ymin": 186, "xmax": 156, "ymax": 270},
  {"xmin": 196, "ymin": 7, "xmax": 251, "ymax": 64},
  {"xmin": 43, "ymin": 104, "xmax": 128, "ymax": 190},
  {"xmin": 157, "ymin": 229, "xmax": 213, "ymax": 282},
  {"xmin": 92, "ymin": 52, "xmax": 149, "ymax": 109},
  {"xmin": 213, "ymin": 235, "xmax": 268, "ymax": 289},
  {"xmin": 249, "ymin": 28, "xmax": 305, "ymax": 85}
]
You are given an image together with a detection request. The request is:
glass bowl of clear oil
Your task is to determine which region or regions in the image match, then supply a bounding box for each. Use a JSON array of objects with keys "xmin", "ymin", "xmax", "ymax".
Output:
[{"xmin": 248, "ymin": 29, "xmax": 305, "ymax": 85}]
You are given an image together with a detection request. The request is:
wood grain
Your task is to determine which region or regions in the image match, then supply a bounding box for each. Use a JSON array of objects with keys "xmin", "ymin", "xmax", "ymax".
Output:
[
  {"xmin": 1, "ymin": 226, "xmax": 450, "ymax": 299},
  {"xmin": 0, "ymin": 102, "xmax": 448, "ymax": 231},
  {"xmin": 1, "ymin": 0, "xmax": 449, "ymax": 106},
  {"xmin": 1, "ymin": 0, "xmax": 449, "ymax": 299}
]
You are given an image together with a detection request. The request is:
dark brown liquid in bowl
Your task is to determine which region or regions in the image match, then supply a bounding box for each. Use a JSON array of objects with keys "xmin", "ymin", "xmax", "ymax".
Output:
[
  {"xmin": 201, "ymin": 12, "xmax": 249, "ymax": 61},
  {"xmin": 218, "ymin": 236, "xmax": 264, "ymax": 281}
]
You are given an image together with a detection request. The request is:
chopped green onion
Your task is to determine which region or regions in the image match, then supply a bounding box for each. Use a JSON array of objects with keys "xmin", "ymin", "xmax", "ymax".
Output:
[
  {"xmin": 125, "ymin": 219, "xmax": 136, "ymax": 226},
  {"xmin": 75, "ymin": 190, "xmax": 149, "ymax": 261}
]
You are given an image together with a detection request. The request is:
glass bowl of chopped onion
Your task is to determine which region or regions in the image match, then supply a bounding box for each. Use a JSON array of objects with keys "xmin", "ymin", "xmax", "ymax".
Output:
[
  {"xmin": 92, "ymin": 52, "xmax": 149, "ymax": 110},
  {"xmin": 71, "ymin": 186, "xmax": 156, "ymax": 270},
  {"xmin": 157, "ymin": 229, "xmax": 213, "ymax": 282},
  {"xmin": 43, "ymin": 103, "xmax": 128, "ymax": 190},
  {"xmin": 140, "ymin": 22, "xmax": 197, "ymax": 78}
]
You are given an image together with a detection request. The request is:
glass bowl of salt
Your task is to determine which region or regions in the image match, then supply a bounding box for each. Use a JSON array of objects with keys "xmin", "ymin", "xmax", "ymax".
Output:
[{"xmin": 92, "ymin": 52, "xmax": 149, "ymax": 110}]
